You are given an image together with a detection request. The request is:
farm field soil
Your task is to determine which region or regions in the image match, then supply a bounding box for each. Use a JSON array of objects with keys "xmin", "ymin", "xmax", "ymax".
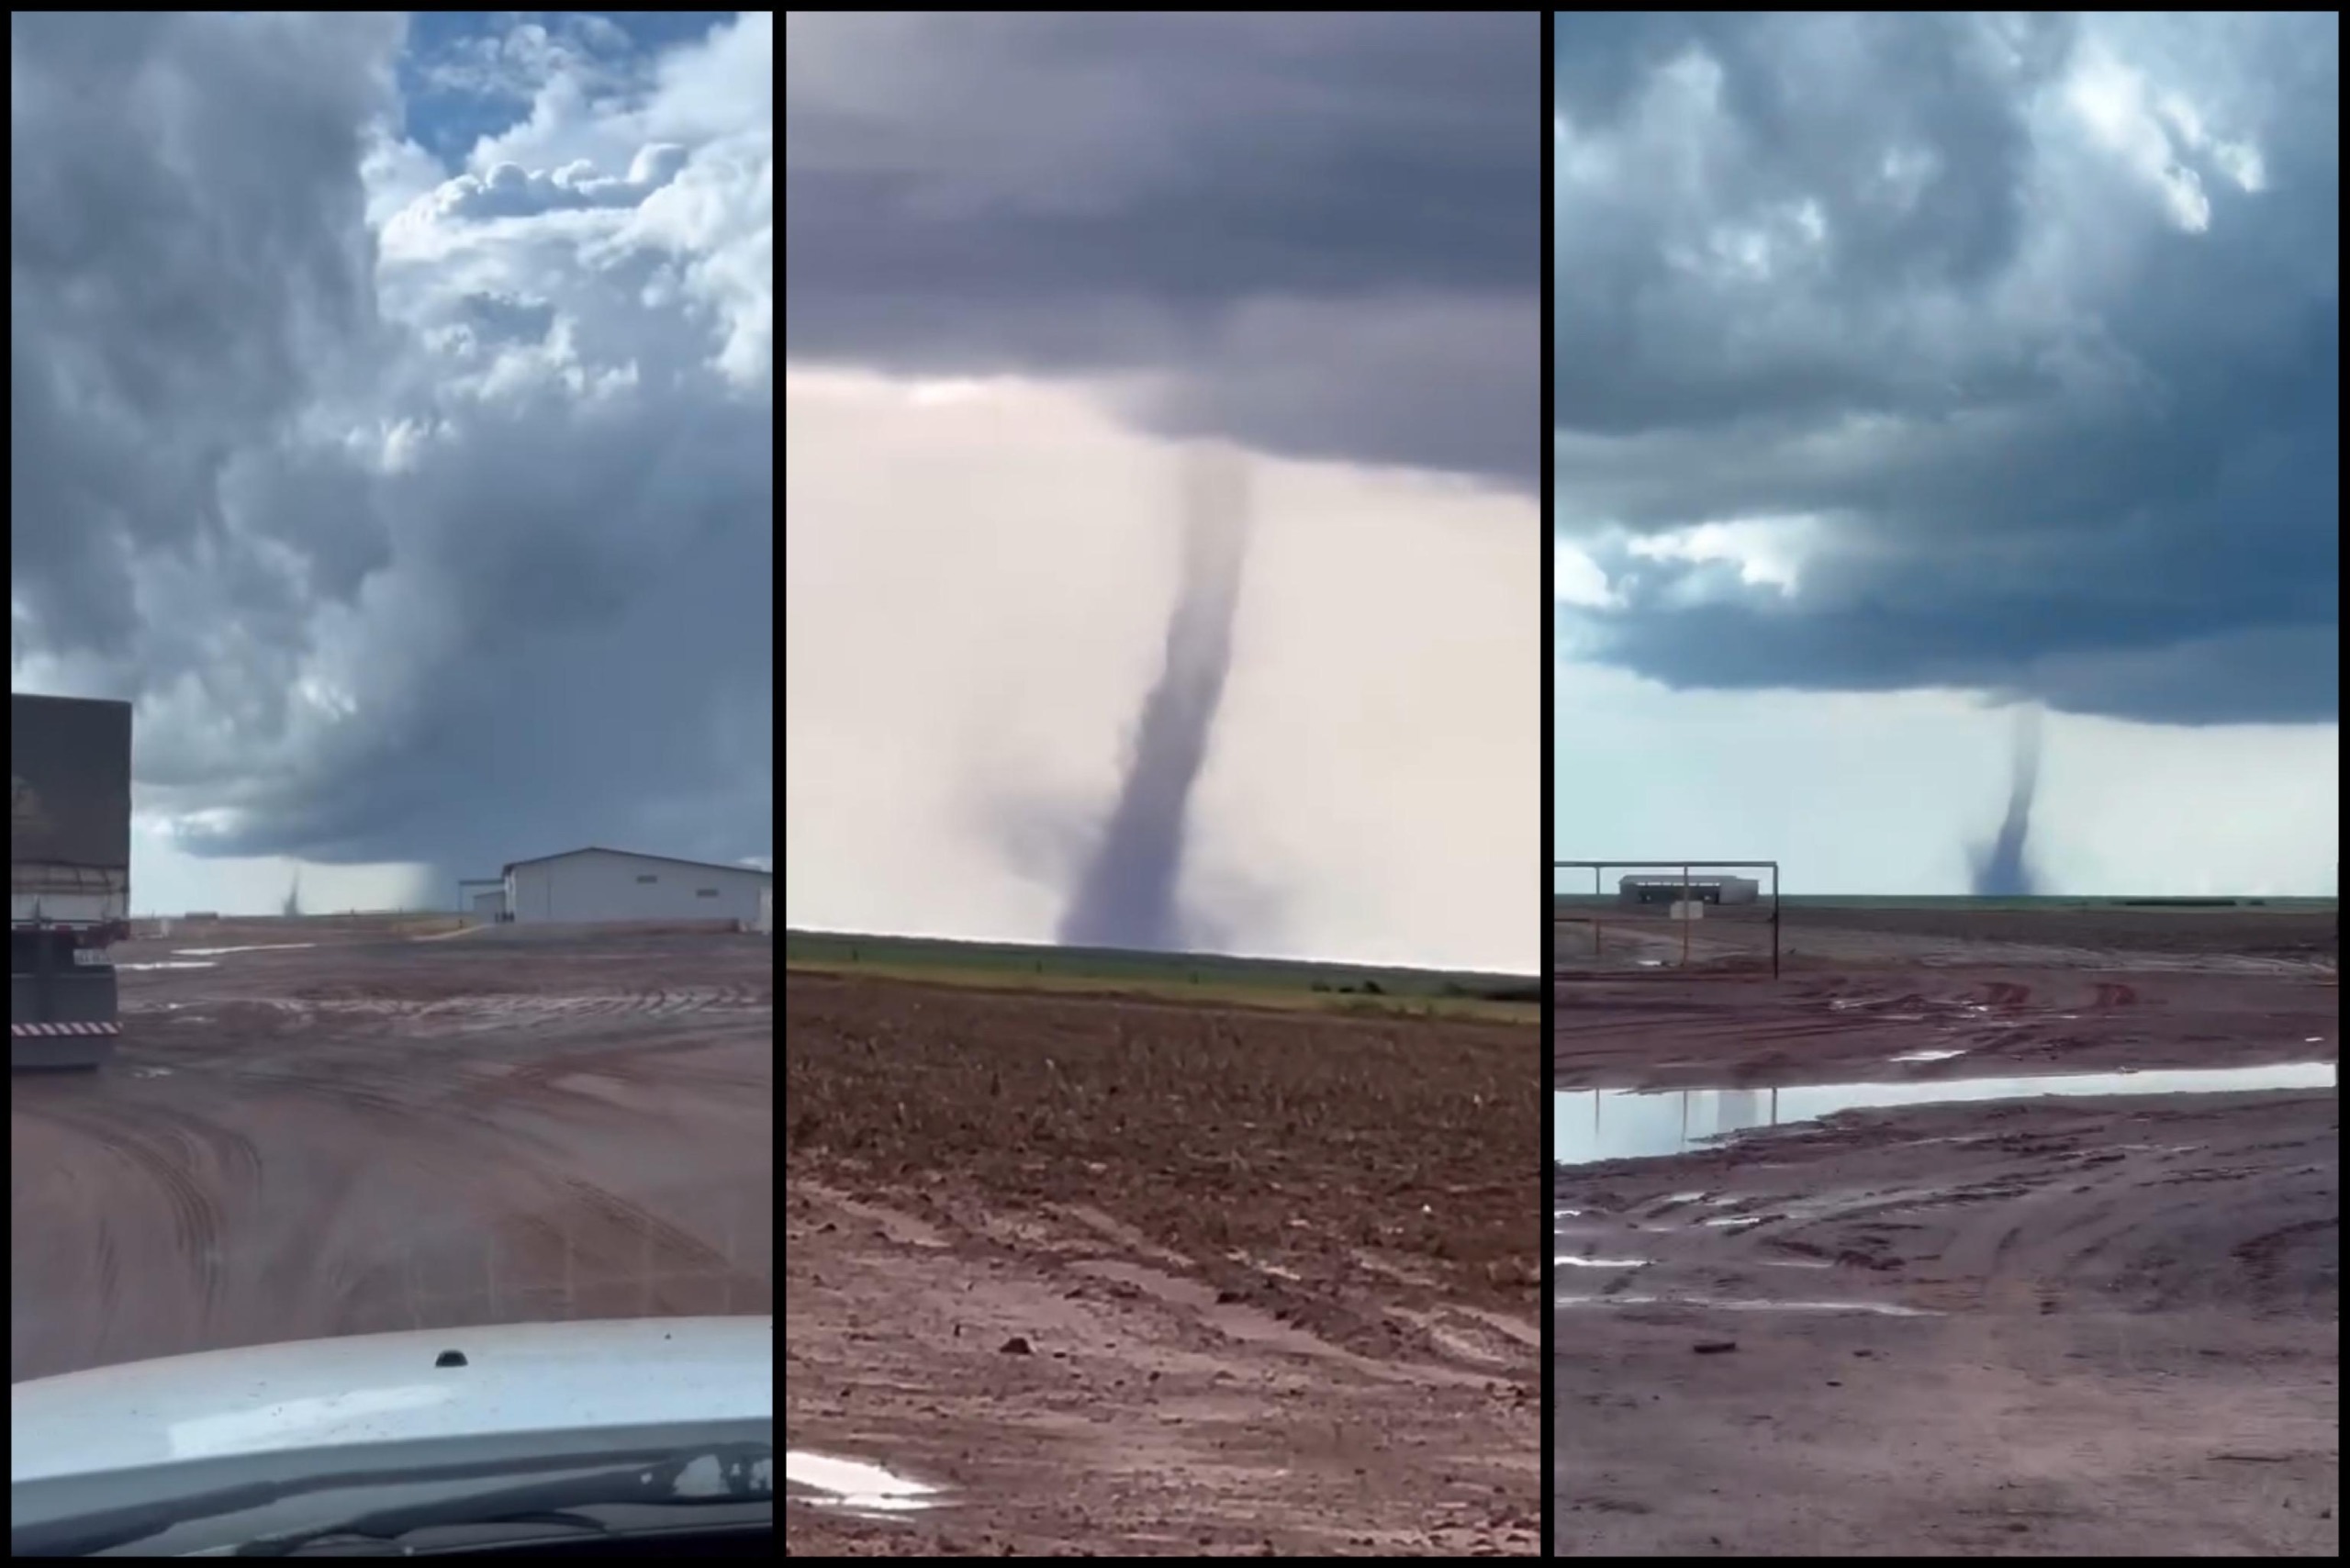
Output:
[
  {"xmin": 785, "ymin": 973, "xmax": 1541, "ymax": 1556},
  {"xmin": 11, "ymin": 922, "xmax": 772, "ymax": 1385},
  {"xmin": 1553, "ymin": 907, "xmax": 2338, "ymax": 1556}
]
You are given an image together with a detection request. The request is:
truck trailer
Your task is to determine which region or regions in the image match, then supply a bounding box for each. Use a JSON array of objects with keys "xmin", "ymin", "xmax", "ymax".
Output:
[{"xmin": 12, "ymin": 693, "xmax": 132, "ymax": 1070}]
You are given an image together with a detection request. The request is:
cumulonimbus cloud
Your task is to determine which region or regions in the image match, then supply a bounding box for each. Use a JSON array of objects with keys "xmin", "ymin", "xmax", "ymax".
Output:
[
  {"xmin": 1554, "ymin": 11, "xmax": 2338, "ymax": 727},
  {"xmin": 11, "ymin": 12, "xmax": 773, "ymax": 883}
]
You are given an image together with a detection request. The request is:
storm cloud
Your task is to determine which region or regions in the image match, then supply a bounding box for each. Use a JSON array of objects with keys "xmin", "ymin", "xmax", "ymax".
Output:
[
  {"xmin": 12, "ymin": 13, "xmax": 772, "ymax": 884},
  {"xmin": 785, "ymin": 11, "xmax": 1542, "ymax": 493},
  {"xmin": 1554, "ymin": 12, "xmax": 2339, "ymax": 726}
]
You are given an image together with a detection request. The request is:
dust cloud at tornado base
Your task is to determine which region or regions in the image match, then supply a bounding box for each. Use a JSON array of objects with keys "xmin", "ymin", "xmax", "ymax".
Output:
[{"xmin": 1057, "ymin": 446, "xmax": 1253, "ymax": 952}]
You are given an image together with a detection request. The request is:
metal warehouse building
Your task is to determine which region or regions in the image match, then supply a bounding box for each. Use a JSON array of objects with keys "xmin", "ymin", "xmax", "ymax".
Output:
[{"xmin": 502, "ymin": 847, "xmax": 773, "ymax": 926}]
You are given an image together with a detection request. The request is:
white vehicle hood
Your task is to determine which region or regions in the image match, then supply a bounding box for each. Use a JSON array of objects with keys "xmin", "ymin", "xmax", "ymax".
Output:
[{"xmin": 11, "ymin": 1316, "xmax": 772, "ymax": 1486}]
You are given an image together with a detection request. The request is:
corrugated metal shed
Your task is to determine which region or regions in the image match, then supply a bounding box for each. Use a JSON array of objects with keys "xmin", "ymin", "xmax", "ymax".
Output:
[{"xmin": 503, "ymin": 847, "xmax": 771, "ymax": 925}]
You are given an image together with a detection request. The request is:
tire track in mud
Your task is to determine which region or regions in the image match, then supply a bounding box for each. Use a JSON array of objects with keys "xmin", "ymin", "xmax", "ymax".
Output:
[
  {"xmin": 2232, "ymin": 1218, "xmax": 2338, "ymax": 1303},
  {"xmin": 1564, "ymin": 970, "xmax": 2334, "ymax": 1095},
  {"xmin": 1731, "ymin": 1157, "xmax": 2157, "ymax": 1297},
  {"xmin": 557, "ymin": 1175, "xmax": 744, "ymax": 1274},
  {"xmin": 10, "ymin": 1121, "xmax": 127, "ymax": 1367},
  {"xmin": 882, "ymin": 1193, "xmax": 1524, "ymax": 1392},
  {"xmin": 316, "ymin": 1168, "xmax": 756, "ymax": 1329},
  {"xmin": 213, "ymin": 988, "xmax": 767, "ymax": 1127},
  {"xmin": 91, "ymin": 1217, "xmax": 121, "ymax": 1359},
  {"xmin": 101, "ymin": 1069, "xmax": 755, "ymax": 1336},
  {"xmin": 1617, "ymin": 1104, "xmax": 2336, "ymax": 1322},
  {"xmin": 184, "ymin": 982, "xmax": 768, "ymax": 1047},
  {"xmin": 17, "ymin": 1098, "xmax": 241, "ymax": 1333},
  {"xmin": 23, "ymin": 934, "xmax": 772, "ymax": 1372},
  {"xmin": 239, "ymin": 1071, "xmax": 763, "ymax": 1333},
  {"xmin": 232, "ymin": 1024, "xmax": 767, "ymax": 1326},
  {"xmin": 470, "ymin": 1035, "xmax": 772, "ymax": 1106}
]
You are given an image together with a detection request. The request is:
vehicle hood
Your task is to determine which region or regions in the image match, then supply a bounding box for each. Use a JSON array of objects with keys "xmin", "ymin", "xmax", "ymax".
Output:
[{"xmin": 11, "ymin": 1316, "xmax": 772, "ymax": 1486}]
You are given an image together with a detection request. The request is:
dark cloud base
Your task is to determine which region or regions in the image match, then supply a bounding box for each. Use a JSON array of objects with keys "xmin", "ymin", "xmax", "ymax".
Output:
[
  {"xmin": 1553, "ymin": 12, "xmax": 2340, "ymax": 727},
  {"xmin": 787, "ymin": 12, "xmax": 1541, "ymax": 492}
]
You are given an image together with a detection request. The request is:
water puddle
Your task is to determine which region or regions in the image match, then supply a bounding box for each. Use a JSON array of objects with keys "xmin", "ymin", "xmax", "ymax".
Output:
[
  {"xmin": 1890, "ymin": 1047, "xmax": 1967, "ymax": 1062},
  {"xmin": 118, "ymin": 960, "xmax": 219, "ymax": 971},
  {"xmin": 1556, "ymin": 1255, "xmax": 1649, "ymax": 1268},
  {"xmin": 1556, "ymin": 1294, "xmax": 1941, "ymax": 1317},
  {"xmin": 1556, "ymin": 1062, "xmax": 2336, "ymax": 1165},
  {"xmin": 172, "ymin": 943, "xmax": 319, "ymax": 956},
  {"xmin": 786, "ymin": 1450, "xmax": 944, "ymax": 1514}
]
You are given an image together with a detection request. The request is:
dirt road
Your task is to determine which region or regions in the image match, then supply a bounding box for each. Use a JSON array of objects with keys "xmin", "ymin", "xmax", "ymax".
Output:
[
  {"xmin": 785, "ymin": 972, "xmax": 1541, "ymax": 1556},
  {"xmin": 11, "ymin": 920, "xmax": 772, "ymax": 1384},
  {"xmin": 1554, "ymin": 908, "xmax": 2338, "ymax": 1556}
]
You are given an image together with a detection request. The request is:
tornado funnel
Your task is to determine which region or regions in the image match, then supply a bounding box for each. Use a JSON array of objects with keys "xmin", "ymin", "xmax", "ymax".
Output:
[
  {"xmin": 1058, "ymin": 446, "xmax": 1253, "ymax": 950},
  {"xmin": 1971, "ymin": 705, "xmax": 2044, "ymax": 898}
]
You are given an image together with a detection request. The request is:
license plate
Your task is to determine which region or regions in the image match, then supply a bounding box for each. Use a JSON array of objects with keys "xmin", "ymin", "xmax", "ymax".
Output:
[{"xmin": 72, "ymin": 948, "xmax": 109, "ymax": 967}]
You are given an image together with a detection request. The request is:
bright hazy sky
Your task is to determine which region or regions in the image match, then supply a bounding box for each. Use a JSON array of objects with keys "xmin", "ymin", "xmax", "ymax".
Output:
[
  {"xmin": 1554, "ymin": 13, "xmax": 2338, "ymax": 896},
  {"xmin": 786, "ymin": 15, "xmax": 1541, "ymax": 972}
]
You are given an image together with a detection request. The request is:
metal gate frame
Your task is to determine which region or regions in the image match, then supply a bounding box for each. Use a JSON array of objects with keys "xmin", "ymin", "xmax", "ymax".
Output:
[{"xmin": 1554, "ymin": 859, "xmax": 1782, "ymax": 979}]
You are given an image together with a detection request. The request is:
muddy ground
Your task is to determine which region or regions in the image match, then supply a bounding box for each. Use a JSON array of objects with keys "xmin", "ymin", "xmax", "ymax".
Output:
[
  {"xmin": 785, "ymin": 973, "xmax": 1542, "ymax": 1556},
  {"xmin": 11, "ymin": 919, "xmax": 772, "ymax": 1384},
  {"xmin": 1559, "ymin": 902, "xmax": 2335, "ymax": 978},
  {"xmin": 1554, "ymin": 908, "xmax": 2337, "ymax": 1556}
]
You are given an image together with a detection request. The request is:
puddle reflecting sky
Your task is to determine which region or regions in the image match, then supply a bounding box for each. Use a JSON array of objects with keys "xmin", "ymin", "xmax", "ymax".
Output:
[
  {"xmin": 1556, "ymin": 1062, "xmax": 2337, "ymax": 1166},
  {"xmin": 1555, "ymin": 1294, "xmax": 1941, "ymax": 1316},
  {"xmin": 786, "ymin": 1450, "xmax": 943, "ymax": 1513}
]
